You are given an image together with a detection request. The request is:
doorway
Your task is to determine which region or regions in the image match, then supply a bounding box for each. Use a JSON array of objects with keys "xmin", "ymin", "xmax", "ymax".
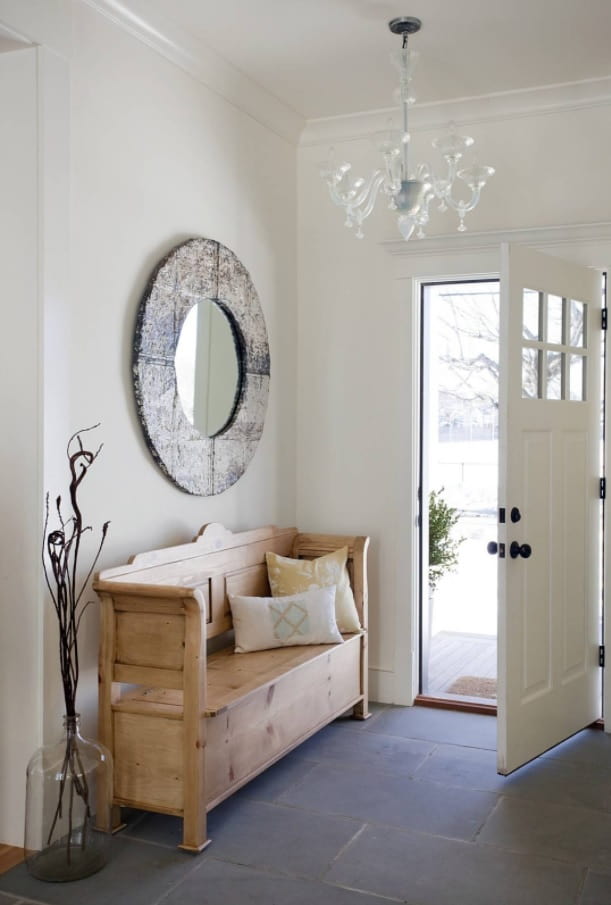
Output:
[{"xmin": 420, "ymin": 279, "xmax": 500, "ymax": 706}]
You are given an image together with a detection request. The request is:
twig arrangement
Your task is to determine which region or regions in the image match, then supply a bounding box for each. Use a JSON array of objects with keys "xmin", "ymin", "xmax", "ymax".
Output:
[{"xmin": 41, "ymin": 425, "xmax": 109, "ymax": 859}]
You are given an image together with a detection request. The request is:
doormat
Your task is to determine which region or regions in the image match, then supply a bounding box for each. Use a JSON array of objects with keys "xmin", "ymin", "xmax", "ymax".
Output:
[{"xmin": 446, "ymin": 675, "xmax": 497, "ymax": 699}]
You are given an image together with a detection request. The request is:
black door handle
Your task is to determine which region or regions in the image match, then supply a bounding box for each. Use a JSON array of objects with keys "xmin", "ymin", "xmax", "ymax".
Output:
[
  {"xmin": 510, "ymin": 541, "xmax": 532, "ymax": 559},
  {"xmin": 487, "ymin": 541, "xmax": 505, "ymax": 558}
]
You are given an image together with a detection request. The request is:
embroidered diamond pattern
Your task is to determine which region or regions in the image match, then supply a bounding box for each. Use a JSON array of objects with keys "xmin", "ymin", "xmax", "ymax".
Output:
[{"xmin": 270, "ymin": 600, "xmax": 310, "ymax": 641}]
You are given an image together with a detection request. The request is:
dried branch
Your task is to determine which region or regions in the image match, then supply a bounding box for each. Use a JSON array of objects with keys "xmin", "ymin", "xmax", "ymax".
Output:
[{"xmin": 42, "ymin": 425, "xmax": 109, "ymax": 718}]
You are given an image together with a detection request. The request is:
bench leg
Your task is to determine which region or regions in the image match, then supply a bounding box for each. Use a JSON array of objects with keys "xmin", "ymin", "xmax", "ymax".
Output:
[
  {"xmin": 179, "ymin": 805, "xmax": 211, "ymax": 853},
  {"xmin": 179, "ymin": 704, "xmax": 211, "ymax": 853},
  {"xmin": 110, "ymin": 804, "xmax": 127, "ymax": 834},
  {"xmin": 353, "ymin": 634, "xmax": 371, "ymax": 719},
  {"xmin": 352, "ymin": 699, "xmax": 372, "ymax": 720}
]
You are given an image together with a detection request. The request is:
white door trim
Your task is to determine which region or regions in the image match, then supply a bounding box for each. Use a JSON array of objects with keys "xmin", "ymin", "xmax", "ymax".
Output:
[{"xmin": 388, "ymin": 231, "xmax": 609, "ymax": 712}]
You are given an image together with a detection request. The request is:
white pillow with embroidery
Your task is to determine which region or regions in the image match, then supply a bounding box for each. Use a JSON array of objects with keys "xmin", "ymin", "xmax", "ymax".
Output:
[{"xmin": 228, "ymin": 586, "xmax": 343, "ymax": 653}]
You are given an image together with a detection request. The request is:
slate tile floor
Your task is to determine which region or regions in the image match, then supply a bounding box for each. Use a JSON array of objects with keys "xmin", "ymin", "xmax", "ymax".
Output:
[{"xmin": 3, "ymin": 705, "xmax": 611, "ymax": 904}]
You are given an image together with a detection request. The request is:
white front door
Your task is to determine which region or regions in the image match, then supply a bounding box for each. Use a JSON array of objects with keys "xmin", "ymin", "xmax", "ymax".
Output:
[{"xmin": 497, "ymin": 243, "xmax": 603, "ymax": 775}]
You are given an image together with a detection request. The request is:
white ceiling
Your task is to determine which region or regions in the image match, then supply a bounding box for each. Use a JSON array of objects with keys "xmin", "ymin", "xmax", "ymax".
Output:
[{"xmin": 119, "ymin": 0, "xmax": 611, "ymax": 120}]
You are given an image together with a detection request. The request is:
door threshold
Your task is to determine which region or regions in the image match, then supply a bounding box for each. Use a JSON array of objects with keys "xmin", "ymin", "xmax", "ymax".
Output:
[{"xmin": 415, "ymin": 694, "xmax": 497, "ymax": 716}]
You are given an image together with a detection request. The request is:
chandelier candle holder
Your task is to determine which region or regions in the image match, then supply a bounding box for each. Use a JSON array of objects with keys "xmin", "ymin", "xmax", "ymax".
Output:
[{"xmin": 321, "ymin": 16, "xmax": 494, "ymax": 241}]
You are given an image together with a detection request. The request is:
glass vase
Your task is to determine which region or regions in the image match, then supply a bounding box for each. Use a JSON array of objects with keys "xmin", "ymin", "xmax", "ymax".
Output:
[{"xmin": 24, "ymin": 714, "xmax": 112, "ymax": 882}]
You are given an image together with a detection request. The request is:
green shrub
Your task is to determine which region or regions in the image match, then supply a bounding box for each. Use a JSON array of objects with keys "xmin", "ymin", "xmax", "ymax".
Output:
[{"xmin": 428, "ymin": 488, "xmax": 464, "ymax": 592}]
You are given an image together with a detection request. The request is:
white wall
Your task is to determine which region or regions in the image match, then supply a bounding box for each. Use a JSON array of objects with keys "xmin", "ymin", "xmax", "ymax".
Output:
[
  {"xmin": 298, "ymin": 103, "xmax": 611, "ymax": 704},
  {"xmin": 62, "ymin": 2, "xmax": 298, "ymax": 733},
  {"xmin": 0, "ymin": 1, "xmax": 298, "ymax": 845},
  {"xmin": 0, "ymin": 45, "xmax": 44, "ymax": 852}
]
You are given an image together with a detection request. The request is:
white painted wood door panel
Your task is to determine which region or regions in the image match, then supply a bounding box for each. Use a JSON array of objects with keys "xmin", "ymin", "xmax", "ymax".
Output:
[{"xmin": 497, "ymin": 243, "xmax": 602, "ymax": 775}]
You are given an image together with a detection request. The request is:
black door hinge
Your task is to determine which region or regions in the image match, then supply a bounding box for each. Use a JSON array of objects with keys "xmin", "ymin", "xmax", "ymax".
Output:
[
  {"xmin": 602, "ymin": 307, "xmax": 608, "ymax": 330},
  {"xmin": 601, "ymin": 477, "xmax": 606, "ymax": 500},
  {"xmin": 599, "ymin": 645, "xmax": 605, "ymax": 667}
]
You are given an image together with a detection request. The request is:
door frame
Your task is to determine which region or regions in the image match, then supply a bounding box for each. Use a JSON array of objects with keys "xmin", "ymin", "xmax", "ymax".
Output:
[
  {"xmin": 388, "ymin": 230, "xmax": 610, "ymax": 721},
  {"xmin": 418, "ymin": 276, "xmax": 501, "ymax": 701}
]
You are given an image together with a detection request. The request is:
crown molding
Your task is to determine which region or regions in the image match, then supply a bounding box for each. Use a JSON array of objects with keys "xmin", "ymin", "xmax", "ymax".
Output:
[
  {"xmin": 382, "ymin": 221, "xmax": 611, "ymax": 258},
  {"xmin": 81, "ymin": 0, "xmax": 305, "ymax": 145},
  {"xmin": 301, "ymin": 76, "xmax": 611, "ymax": 147},
  {"xmin": 0, "ymin": 22, "xmax": 33, "ymax": 49},
  {"xmin": 0, "ymin": 0, "xmax": 71, "ymax": 57}
]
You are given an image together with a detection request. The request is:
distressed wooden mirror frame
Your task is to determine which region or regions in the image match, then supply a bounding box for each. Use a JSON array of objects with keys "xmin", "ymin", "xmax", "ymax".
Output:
[{"xmin": 133, "ymin": 237, "xmax": 270, "ymax": 495}]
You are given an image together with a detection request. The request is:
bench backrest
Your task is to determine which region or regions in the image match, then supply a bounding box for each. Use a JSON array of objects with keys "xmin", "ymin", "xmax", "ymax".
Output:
[
  {"xmin": 94, "ymin": 523, "xmax": 367, "ymax": 644},
  {"xmin": 94, "ymin": 523, "xmax": 369, "ymax": 696}
]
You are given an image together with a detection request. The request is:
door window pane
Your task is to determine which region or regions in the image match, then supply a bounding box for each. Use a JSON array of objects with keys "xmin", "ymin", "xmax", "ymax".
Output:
[
  {"xmin": 570, "ymin": 299, "xmax": 585, "ymax": 348},
  {"xmin": 569, "ymin": 354, "xmax": 586, "ymax": 401},
  {"xmin": 522, "ymin": 348, "xmax": 541, "ymax": 398},
  {"xmin": 547, "ymin": 294, "xmax": 564, "ymax": 345},
  {"xmin": 546, "ymin": 350, "xmax": 563, "ymax": 400},
  {"xmin": 523, "ymin": 289, "xmax": 541, "ymax": 341}
]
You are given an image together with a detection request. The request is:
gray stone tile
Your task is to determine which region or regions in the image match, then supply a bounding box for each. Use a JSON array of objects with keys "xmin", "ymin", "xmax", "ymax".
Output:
[
  {"xmin": 327, "ymin": 823, "xmax": 583, "ymax": 905},
  {"xmin": 581, "ymin": 870, "xmax": 611, "ymax": 904},
  {"xmin": 127, "ymin": 795, "xmax": 363, "ymax": 879},
  {"xmin": 160, "ymin": 858, "xmax": 394, "ymax": 905},
  {"xmin": 417, "ymin": 742, "xmax": 611, "ymax": 810},
  {"xmin": 123, "ymin": 812, "xmax": 184, "ymax": 848},
  {"xmin": 479, "ymin": 796, "xmax": 611, "ymax": 870},
  {"xmin": 369, "ymin": 704, "xmax": 497, "ymax": 749},
  {"xmin": 293, "ymin": 721, "xmax": 435, "ymax": 775},
  {"xmin": 0, "ymin": 838, "xmax": 198, "ymax": 905},
  {"xmin": 207, "ymin": 797, "xmax": 362, "ymax": 879},
  {"xmin": 239, "ymin": 753, "xmax": 319, "ymax": 802},
  {"xmin": 279, "ymin": 762, "xmax": 498, "ymax": 840},
  {"xmin": 502, "ymin": 755, "xmax": 611, "ymax": 811},
  {"xmin": 413, "ymin": 742, "xmax": 507, "ymax": 791},
  {"xmin": 544, "ymin": 729, "xmax": 611, "ymax": 768}
]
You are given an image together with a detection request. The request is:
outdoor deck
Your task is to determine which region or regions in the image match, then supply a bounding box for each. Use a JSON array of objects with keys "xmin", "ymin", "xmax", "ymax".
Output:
[{"xmin": 426, "ymin": 630, "xmax": 497, "ymax": 702}]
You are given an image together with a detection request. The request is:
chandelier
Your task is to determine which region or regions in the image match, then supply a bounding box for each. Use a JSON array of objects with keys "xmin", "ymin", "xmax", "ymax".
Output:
[{"xmin": 321, "ymin": 17, "xmax": 495, "ymax": 241}]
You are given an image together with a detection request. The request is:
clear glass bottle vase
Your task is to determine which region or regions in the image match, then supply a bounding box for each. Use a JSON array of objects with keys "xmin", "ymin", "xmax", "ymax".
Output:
[{"xmin": 24, "ymin": 714, "xmax": 112, "ymax": 882}]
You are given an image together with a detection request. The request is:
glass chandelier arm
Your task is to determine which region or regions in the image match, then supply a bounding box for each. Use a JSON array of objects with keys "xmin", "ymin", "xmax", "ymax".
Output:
[
  {"xmin": 356, "ymin": 171, "xmax": 386, "ymax": 221},
  {"xmin": 322, "ymin": 168, "xmax": 386, "ymax": 238},
  {"xmin": 323, "ymin": 166, "xmax": 385, "ymax": 212},
  {"xmin": 443, "ymin": 184, "xmax": 482, "ymax": 216}
]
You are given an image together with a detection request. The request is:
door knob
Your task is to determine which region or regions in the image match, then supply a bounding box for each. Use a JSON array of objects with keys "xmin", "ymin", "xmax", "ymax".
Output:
[
  {"xmin": 510, "ymin": 507, "xmax": 521, "ymax": 523},
  {"xmin": 510, "ymin": 541, "xmax": 532, "ymax": 559},
  {"xmin": 487, "ymin": 541, "xmax": 505, "ymax": 558}
]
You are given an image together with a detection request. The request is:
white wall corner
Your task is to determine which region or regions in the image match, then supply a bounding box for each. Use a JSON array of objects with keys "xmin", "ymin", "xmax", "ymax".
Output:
[
  {"xmin": 0, "ymin": 0, "xmax": 72, "ymax": 58},
  {"xmin": 81, "ymin": 0, "xmax": 305, "ymax": 145}
]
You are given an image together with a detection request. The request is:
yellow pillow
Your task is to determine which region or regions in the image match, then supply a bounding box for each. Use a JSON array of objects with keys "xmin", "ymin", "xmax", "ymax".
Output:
[{"xmin": 265, "ymin": 546, "xmax": 361, "ymax": 633}]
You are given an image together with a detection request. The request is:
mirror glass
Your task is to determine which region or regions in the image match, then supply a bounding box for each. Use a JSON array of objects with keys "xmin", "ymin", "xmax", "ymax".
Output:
[{"xmin": 175, "ymin": 299, "xmax": 241, "ymax": 437}]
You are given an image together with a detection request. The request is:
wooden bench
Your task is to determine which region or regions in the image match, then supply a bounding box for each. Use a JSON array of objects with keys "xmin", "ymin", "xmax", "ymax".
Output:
[{"xmin": 94, "ymin": 523, "xmax": 370, "ymax": 852}]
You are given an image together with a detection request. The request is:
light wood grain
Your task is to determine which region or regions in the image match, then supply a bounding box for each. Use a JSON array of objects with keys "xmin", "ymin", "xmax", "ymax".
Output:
[
  {"xmin": 116, "ymin": 611, "xmax": 186, "ymax": 669},
  {"xmin": 206, "ymin": 636, "xmax": 362, "ymax": 804},
  {"xmin": 181, "ymin": 600, "xmax": 209, "ymax": 851},
  {"xmin": 0, "ymin": 845, "xmax": 24, "ymax": 875},
  {"xmin": 96, "ymin": 523, "xmax": 369, "ymax": 852},
  {"xmin": 114, "ymin": 711, "xmax": 183, "ymax": 811}
]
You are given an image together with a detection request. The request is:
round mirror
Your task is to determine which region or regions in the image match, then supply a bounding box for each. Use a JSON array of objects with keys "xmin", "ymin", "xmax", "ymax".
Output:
[
  {"xmin": 174, "ymin": 299, "xmax": 242, "ymax": 437},
  {"xmin": 133, "ymin": 237, "xmax": 270, "ymax": 496}
]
